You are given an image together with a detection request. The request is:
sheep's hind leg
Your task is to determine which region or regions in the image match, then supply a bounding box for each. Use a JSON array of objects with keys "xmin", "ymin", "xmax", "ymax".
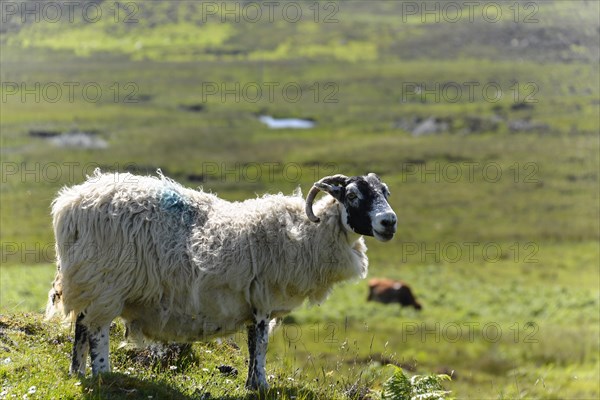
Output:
[
  {"xmin": 245, "ymin": 312, "xmax": 270, "ymax": 390},
  {"xmin": 70, "ymin": 313, "xmax": 89, "ymax": 376},
  {"xmin": 89, "ymin": 324, "xmax": 111, "ymax": 375},
  {"xmin": 245, "ymin": 323, "xmax": 257, "ymax": 387}
]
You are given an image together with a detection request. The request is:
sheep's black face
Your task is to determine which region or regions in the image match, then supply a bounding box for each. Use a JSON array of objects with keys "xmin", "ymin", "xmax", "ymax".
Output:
[{"xmin": 327, "ymin": 174, "xmax": 397, "ymax": 241}]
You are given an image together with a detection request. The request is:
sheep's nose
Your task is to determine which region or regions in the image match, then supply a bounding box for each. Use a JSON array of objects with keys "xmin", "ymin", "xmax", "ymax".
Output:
[
  {"xmin": 377, "ymin": 212, "xmax": 397, "ymax": 229},
  {"xmin": 380, "ymin": 217, "xmax": 396, "ymax": 227}
]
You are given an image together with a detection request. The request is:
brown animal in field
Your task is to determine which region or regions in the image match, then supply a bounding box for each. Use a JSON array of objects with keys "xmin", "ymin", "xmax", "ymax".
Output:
[{"xmin": 367, "ymin": 278, "xmax": 422, "ymax": 310}]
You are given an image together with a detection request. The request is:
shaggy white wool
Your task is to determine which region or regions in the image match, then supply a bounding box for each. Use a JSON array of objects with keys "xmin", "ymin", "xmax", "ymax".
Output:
[{"xmin": 47, "ymin": 170, "xmax": 368, "ymax": 341}]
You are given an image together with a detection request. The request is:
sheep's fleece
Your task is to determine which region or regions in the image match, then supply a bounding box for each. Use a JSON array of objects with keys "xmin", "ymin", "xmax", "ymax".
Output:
[{"xmin": 47, "ymin": 170, "xmax": 369, "ymax": 343}]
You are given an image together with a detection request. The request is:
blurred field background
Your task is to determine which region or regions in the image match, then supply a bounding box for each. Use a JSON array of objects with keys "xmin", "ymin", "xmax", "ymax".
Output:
[{"xmin": 1, "ymin": 1, "xmax": 599, "ymax": 398}]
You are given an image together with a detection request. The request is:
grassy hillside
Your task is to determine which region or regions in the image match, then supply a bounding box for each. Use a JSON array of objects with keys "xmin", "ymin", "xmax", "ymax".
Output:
[
  {"xmin": 1, "ymin": 1, "xmax": 599, "ymax": 398},
  {"xmin": 1, "ymin": 312, "xmax": 353, "ymax": 399}
]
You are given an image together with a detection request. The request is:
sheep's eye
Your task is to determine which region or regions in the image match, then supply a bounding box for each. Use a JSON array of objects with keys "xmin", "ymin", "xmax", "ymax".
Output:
[{"xmin": 347, "ymin": 192, "xmax": 357, "ymax": 200}]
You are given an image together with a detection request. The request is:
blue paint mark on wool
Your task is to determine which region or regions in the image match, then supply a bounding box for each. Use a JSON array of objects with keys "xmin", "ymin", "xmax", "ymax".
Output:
[{"xmin": 159, "ymin": 188, "xmax": 195, "ymax": 226}]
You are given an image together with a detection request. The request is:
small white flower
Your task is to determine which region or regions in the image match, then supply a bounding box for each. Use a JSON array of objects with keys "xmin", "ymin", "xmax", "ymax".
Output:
[
  {"xmin": 169, "ymin": 365, "xmax": 177, "ymax": 370},
  {"xmin": 202, "ymin": 368, "xmax": 209, "ymax": 373},
  {"xmin": 74, "ymin": 382, "xmax": 81, "ymax": 387},
  {"xmin": 27, "ymin": 387, "xmax": 36, "ymax": 395},
  {"xmin": 2, "ymin": 358, "xmax": 11, "ymax": 365}
]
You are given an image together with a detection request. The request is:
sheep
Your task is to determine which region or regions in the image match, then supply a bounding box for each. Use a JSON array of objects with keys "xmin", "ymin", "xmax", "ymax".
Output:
[
  {"xmin": 45, "ymin": 170, "xmax": 397, "ymax": 390},
  {"xmin": 367, "ymin": 278, "xmax": 422, "ymax": 310}
]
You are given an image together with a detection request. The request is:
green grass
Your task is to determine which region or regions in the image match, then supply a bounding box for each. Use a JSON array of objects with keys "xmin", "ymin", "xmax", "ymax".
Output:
[
  {"xmin": 0, "ymin": 265, "xmax": 56, "ymax": 313},
  {"xmin": 1, "ymin": 313, "xmax": 360, "ymax": 399},
  {"xmin": 1, "ymin": 242, "xmax": 598, "ymax": 399},
  {"xmin": 1, "ymin": 0, "xmax": 599, "ymax": 398},
  {"xmin": 268, "ymin": 242, "xmax": 599, "ymax": 399}
]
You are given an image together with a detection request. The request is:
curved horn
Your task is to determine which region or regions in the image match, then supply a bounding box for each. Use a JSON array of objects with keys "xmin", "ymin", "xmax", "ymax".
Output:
[
  {"xmin": 305, "ymin": 185, "xmax": 322, "ymax": 223},
  {"xmin": 305, "ymin": 174, "xmax": 350, "ymax": 223}
]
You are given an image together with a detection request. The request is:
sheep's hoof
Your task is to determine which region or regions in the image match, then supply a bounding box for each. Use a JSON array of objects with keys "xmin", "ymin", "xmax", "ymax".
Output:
[
  {"xmin": 69, "ymin": 366, "xmax": 87, "ymax": 378},
  {"xmin": 245, "ymin": 378, "xmax": 269, "ymax": 391}
]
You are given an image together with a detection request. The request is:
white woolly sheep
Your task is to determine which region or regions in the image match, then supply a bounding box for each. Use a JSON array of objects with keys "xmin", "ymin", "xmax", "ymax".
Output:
[{"xmin": 45, "ymin": 170, "xmax": 397, "ymax": 390}]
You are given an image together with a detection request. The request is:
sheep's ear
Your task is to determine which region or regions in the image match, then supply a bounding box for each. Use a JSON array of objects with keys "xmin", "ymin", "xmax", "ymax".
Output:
[{"xmin": 315, "ymin": 182, "xmax": 345, "ymax": 202}]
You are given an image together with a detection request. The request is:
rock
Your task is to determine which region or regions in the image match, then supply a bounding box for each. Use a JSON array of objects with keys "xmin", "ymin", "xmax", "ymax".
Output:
[
  {"xmin": 462, "ymin": 115, "xmax": 502, "ymax": 134},
  {"xmin": 179, "ymin": 104, "xmax": 205, "ymax": 112},
  {"xmin": 510, "ymin": 102, "xmax": 535, "ymax": 111},
  {"xmin": 187, "ymin": 174, "xmax": 205, "ymax": 183},
  {"xmin": 411, "ymin": 116, "xmax": 450, "ymax": 136},
  {"xmin": 28, "ymin": 130, "xmax": 61, "ymax": 138},
  {"xmin": 49, "ymin": 132, "xmax": 108, "ymax": 149},
  {"xmin": 393, "ymin": 116, "xmax": 422, "ymax": 132},
  {"xmin": 216, "ymin": 365, "xmax": 238, "ymax": 376},
  {"xmin": 508, "ymin": 119, "xmax": 550, "ymax": 133}
]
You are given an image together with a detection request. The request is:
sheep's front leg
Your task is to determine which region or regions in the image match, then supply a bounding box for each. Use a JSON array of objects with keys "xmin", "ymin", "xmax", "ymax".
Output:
[
  {"xmin": 245, "ymin": 312, "xmax": 270, "ymax": 390},
  {"xmin": 70, "ymin": 313, "xmax": 89, "ymax": 376},
  {"xmin": 89, "ymin": 324, "xmax": 110, "ymax": 375}
]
